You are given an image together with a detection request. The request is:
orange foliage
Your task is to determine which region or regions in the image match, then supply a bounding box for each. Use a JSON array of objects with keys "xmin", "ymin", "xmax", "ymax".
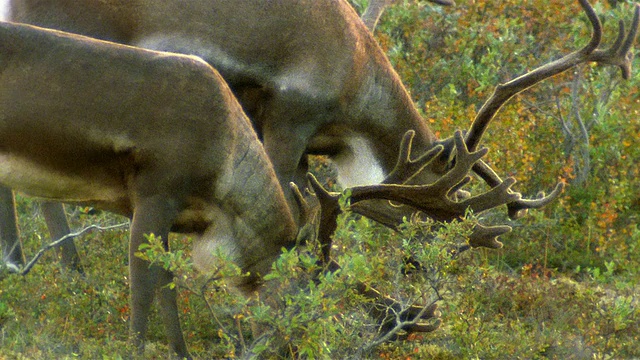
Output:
[{"xmin": 376, "ymin": 0, "xmax": 639, "ymax": 271}]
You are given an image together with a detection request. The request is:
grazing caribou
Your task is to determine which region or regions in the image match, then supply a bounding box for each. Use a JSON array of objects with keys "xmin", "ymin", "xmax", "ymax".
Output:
[{"xmin": 0, "ymin": 21, "xmax": 298, "ymax": 357}]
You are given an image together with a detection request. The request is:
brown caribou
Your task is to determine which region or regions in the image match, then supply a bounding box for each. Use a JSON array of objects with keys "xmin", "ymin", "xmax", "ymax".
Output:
[
  {"xmin": 0, "ymin": 20, "xmax": 440, "ymax": 358},
  {"xmin": 7, "ymin": 0, "xmax": 636, "ymax": 270},
  {"xmin": 0, "ymin": 0, "xmax": 455, "ymax": 273},
  {"xmin": 6, "ymin": 0, "xmax": 456, "ymax": 194},
  {"xmin": 0, "ymin": 21, "xmax": 300, "ymax": 357}
]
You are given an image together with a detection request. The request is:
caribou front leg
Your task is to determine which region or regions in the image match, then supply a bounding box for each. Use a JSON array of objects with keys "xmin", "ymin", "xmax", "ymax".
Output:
[{"xmin": 128, "ymin": 195, "xmax": 188, "ymax": 358}]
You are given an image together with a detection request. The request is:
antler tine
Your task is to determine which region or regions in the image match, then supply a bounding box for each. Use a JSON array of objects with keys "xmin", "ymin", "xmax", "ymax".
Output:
[
  {"xmin": 290, "ymin": 182, "xmax": 311, "ymax": 228},
  {"xmin": 446, "ymin": 175, "xmax": 472, "ymax": 199},
  {"xmin": 460, "ymin": 177, "xmax": 521, "ymax": 213},
  {"xmin": 431, "ymin": 131, "xmax": 488, "ymax": 194},
  {"xmin": 468, "ymin": 224, "xmax": 511, "ymax": 249},
  {"xmin": 587, "ymin": 4, "xmax": 640, "ymax": 79},
  {"xmin": 384, "ymin": 130, "xmax": 444, "ymax": 185},
  {"xmin": 505, "ymin": 182, "xmax": 565, "ymax": 219},
  {"xmin": 348, "ymin": 131, "xmax": 518, "ymax": 221},
  {"xmin": 291, "ymin": 181, "xmax": 324, "ymax": 247},
  {"xmin": 306, "ymin": 173, "xmax": 341, "ymax": 263},
  {"xmin": 472, "ymin": 160, "xmax": 565, "ymax": 219}
]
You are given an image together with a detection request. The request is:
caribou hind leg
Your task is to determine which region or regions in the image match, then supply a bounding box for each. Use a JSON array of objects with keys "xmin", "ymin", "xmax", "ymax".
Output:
[{"xmin": 0, "ymin": 186, "xmax": 82, "ymax": 272}]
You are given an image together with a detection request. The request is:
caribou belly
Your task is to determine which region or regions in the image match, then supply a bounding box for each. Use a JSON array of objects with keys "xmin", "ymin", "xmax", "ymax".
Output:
[{"xmin": 0, "ymin": 152, "xmax": 123, "ymax": 203}]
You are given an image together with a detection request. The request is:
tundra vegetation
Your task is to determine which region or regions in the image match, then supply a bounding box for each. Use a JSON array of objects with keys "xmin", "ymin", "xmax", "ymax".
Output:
[{"xmin": 1, "ymin": 0, "xmax": 639, "ymax": 358}]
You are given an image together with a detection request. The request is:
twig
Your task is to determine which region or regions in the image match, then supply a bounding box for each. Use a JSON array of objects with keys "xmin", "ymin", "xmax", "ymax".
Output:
[
  {"xmin": 365, "ymin": 296, "xmax": 439, "ymax": 351},
  {"xmin": 19, "ymin": 222, "xmax": 129, "ymax": 275}
]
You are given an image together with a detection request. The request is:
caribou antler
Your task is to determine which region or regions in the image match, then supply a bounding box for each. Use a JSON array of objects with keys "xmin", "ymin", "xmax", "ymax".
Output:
[
  {"xmin": 466, "ymin": 0, "xmax": 639, "ymax": 152},
  {"xmin": 304, "ymin": 130, "xmax": 515, "ymax": 250},
  {"xmin": 350, "ymin": 132, "xmax": 520, "ymax": 218},
  {"xmin": 465, "ymin": 0, "xmax": 639, "ymax": 218},
  {"xmin": 304, "ymin": 0, "xmax": 639, "ymax": 250},
  {"xmin": 296, "ymin": 0, "xmax": 639, "ymax": 341},
  {"xmin": 336, "ymin": 131, "xmax": 515, "ymax": 249}
]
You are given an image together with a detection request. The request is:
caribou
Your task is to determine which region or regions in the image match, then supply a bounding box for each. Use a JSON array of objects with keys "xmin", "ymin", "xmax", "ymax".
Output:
[
  {"xmin": 0, "ymin": 21, "xmax": 299, "ymax": 357},
  {"xmin": 1, "ymin": 0, "xmax": 455, "ymax": 272},
  {"xmin": 0, "ymin": 20, "xmax": 437, "ymax": 358},
  {"xmin": 0, "ymin": 0, "xmax": 638, "ymax": 357},
  {"xmin": 6, "ymin": 0, "xmax": 637, "ymax": 270}
]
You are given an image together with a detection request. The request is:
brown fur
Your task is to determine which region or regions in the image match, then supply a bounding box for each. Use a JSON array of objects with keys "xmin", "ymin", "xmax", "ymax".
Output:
[
  {"xmin": 8, "ymin": 0, "xmax": 441, "ymax": 196},
  {"xmin": 0, "ymin": 22, "xmax": 297, "ymax": 358}
]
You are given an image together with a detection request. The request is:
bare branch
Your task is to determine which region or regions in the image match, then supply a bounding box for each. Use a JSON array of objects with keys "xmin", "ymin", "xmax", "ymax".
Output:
[
  {"xmin": 361, "ymin": 0, "xmax": 455, "ymax": 31},
  {"xmin": 361, "ymin": 0, "xmax": 393, "ymax": 31},
  {"xmin": 19, "ymin": 223, "xmax": 129, "ymax": 276},
  {"xmin": 368, "ymin": 300, "xmax": 441, "ymax": 347}
]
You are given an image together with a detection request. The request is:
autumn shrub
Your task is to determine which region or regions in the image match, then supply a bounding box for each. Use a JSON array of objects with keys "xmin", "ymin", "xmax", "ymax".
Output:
[
  {"xmin": 135, "ymin": 192, "xmax": 477, "ymax": 359},
  {"xmin": 374, "ymin": 0, "xmax": 640, "ymax": 279}
]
